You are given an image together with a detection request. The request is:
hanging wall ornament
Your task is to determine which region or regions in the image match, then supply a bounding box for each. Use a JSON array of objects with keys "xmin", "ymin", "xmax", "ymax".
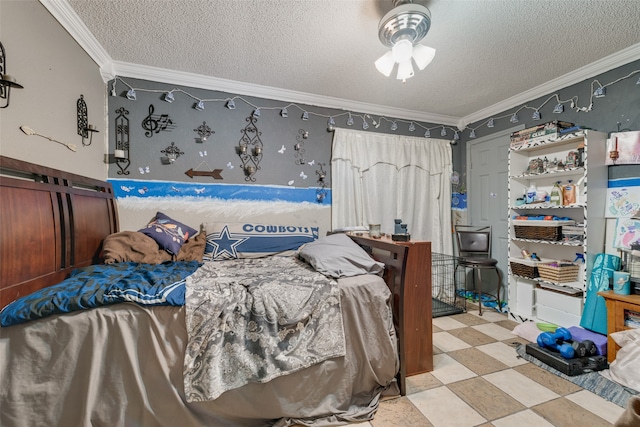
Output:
[
  {"xmin": 141, "ymin": 104, "xmax": 175, "ymax": 137},
  {"xmin": 294, "ymin": 129, "xmax": 308, "ymax": 165},
  {"xmin": 194, "ymin": 121, "xmax": 214, "ymax": 143},
  {"xmin": 315, "ymin": 162, "xmax": 329, "ymax": 203},
  {"xmin": 237, "ymin": 115, "xmax": 263, "ymax": 182},
  {"xmin": 161, "ymin": 141, "xmax": 184, "ymax": 164},
  {"xmin": 114, "ymin": 107, "xmax": 131, "ymax": 175}
]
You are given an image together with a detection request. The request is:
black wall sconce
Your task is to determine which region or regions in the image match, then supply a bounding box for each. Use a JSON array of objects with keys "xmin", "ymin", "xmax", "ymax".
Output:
[
  {"xmin": 294, "ymin": 129, "xmax": 308, "ymax": 165},
  {"xmin": 77, "ymin": 94, "xmax": 99, "ymax": 146},
  {"xmin": 0, "ymin": 41, "xmax": 24, "ymax": 109},
  {"xmin": 237, "ymin": 115, "xmax": 263, "ymax": 181},
  {"xmin": 316, "ymin": 162, "xmax": 329, "ymax": 203},
  {"xmin": 161, "ymin": 141, "xmax": 184, "ymax": 164},
  {"xmin": 114, "ymin": 107, "xmax": 131, "ymax": 175},
  {"xmin": 194, "ymin": 121, "xmax": 214, "ymax": 143}
]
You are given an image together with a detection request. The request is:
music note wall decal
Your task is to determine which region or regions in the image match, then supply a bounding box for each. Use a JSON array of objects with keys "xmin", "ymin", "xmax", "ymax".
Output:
[{"xmin": 141, "ymin": 104, "xmax": 176, "ymax": 137}]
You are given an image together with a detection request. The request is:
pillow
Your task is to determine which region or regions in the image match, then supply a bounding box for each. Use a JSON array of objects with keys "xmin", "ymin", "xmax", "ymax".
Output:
[
  {"xmin": 203, "ymin": 222, "xmax": 318, "ymax": 261},
  {"xmin": 103, "ymin": 230, "xmax": 206, "ymax": 264},
  {"xmin": 138, "ymin": 212, "xmax": 197, "ymax": 255},
  {"xmin": 297, "ymin": 233, "xmax": 384, "ymax": 278}
]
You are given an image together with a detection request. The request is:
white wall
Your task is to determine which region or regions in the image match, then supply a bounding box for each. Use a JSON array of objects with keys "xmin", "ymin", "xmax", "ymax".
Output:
[{"xmin": 0, "ymin": 0, "xmax": 107, "ymax": 180}]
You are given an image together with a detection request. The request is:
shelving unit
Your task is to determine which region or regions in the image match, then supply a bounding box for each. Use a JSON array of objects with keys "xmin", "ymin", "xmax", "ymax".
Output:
[{"xmin": 507, "ymin": 130, "xmax": 608, "ymax": 327}]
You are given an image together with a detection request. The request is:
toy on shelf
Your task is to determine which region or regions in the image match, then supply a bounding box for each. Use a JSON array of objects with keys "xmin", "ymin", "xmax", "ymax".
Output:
[{"xmin": 392, "ymin": 218, "xmax": 410, "ymax": 242}]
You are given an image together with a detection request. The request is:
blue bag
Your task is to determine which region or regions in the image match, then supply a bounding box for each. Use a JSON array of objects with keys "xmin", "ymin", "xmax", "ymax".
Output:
[{"xmin": 580, "ymin": 253, "xmax": 621, "ymax": 335}]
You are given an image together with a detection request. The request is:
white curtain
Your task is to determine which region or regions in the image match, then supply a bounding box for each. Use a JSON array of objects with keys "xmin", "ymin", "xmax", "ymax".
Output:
[{"xmin": 331, "ymin": 128, "xmax": 453, "ymax": 255}]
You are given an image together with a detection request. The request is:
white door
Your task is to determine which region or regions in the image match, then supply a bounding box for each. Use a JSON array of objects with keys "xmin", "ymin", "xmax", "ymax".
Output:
[{"xmin": 466, "ymin": 126, "xmax": 521, "ymax": 303}]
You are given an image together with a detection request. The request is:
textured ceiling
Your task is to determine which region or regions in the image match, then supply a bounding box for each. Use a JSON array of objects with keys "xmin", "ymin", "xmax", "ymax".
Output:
[{"xmin": 65, "ymin": 0, "xmax": 640, "ymax": 125}]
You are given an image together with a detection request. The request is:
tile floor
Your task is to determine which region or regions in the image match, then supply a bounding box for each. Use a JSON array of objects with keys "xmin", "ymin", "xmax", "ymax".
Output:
[{"xmin": 365, "ymin": 308, "xmax": 625, "ymax": 427}]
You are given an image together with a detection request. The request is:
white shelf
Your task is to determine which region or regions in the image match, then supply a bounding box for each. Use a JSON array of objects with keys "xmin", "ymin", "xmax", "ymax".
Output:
[
  {"xmin": 509, "ymin": 131, "xmax": 586, "ymax": 153},
  {"xmin": 507, "ymin": 129, "xmax": 607, "ymax": 328},
  {"xmin": 510, "ymin": 204, "xmax": 585, "ymax": 210},
  {"xmin": 512, "ymin": 219, "xmax": 575, "ymax": 226},
  {"xmin": 510, "ymin": 167, "xmax": 584, "ymax": 180},
  {"xmin": 511, "ymin": 238, "xmax": 583, "ymax": 246}
]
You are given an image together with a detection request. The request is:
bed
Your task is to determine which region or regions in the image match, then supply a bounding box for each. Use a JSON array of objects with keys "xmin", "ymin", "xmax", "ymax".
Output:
[{"xmin": 0, "ymin": 155, "xmax": 432, "ymax": 427}]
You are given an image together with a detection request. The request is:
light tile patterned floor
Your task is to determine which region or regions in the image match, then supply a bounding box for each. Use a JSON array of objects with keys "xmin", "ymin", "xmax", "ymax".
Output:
[{"xmin": 367, "ymin": 308, "xmax": 626, "ymax": 427}]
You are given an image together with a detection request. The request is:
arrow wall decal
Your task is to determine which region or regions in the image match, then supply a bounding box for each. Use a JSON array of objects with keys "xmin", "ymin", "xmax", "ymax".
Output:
[{"xmin": 185, "ymin": 168, "xmax": 223, "ymax": 180}]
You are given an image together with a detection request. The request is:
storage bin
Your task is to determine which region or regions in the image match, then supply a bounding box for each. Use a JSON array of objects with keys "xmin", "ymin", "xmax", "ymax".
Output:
[
  {"xmin": 510, "ymin": 261, "xmax": 539, "ymax": 279},
  {"xmin": 514, "ymin": 225, "xmax": 562, "ymax": 241},
  {"xmin": 536, "ymin": 304, "xmax": 582, "ymax": 327},
  {"xmin": 535, "ymin": 288, "xmax": 583, "ymax": 315},
  {"xmin": 537, "ymin": 262, "xmax": 580, "ymax": 283},
  {"xmin": 512, "ymin": 219, "xmax": 575, "ymax": 242}
]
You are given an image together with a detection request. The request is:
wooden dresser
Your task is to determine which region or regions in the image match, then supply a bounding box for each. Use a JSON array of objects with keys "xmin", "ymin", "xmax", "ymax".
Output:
[
  {"xmin": 597, "ymin": 290, "xmax": 640, "ymax": 362},
  {"xmin": 349, "ymin": 234, "xmax": 433, "ymax": 376}
]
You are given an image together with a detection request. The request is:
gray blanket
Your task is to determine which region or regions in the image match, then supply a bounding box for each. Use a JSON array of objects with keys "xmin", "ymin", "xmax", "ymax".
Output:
[{"xmin": 183, "ymin": 257, "xmax": 345, "ymax": 402}]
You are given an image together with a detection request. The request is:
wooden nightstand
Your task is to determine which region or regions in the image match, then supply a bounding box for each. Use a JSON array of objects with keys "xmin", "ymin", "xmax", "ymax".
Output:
[{"xmin": 597, "ymin": 290, "xmax": 640, "ymax": 363}]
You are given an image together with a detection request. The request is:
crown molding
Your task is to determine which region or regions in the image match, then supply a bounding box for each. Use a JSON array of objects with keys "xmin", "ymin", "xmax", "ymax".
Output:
[
  {"xmin": 108, "ymin": 61, "xmax": 460, "ymax": 126},
  {"xmin": 39, "ymin": 0, "xmax": 112, "ymax": 69},
  {"xmin": 460, "ymin": 43, "xmax": 640, "ymax": 129}
]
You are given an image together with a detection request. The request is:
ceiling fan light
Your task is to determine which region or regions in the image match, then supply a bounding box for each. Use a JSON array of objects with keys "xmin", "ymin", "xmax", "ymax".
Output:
[
  {"xmin": 396, "ymin": 60, "xmax": 414, "ymax": 81},
  {"xmin": 392, "ymin": 39, "xmax": 413, "ymax": 63},
  {"xmin": 375, "ymin": 51, "xmax": 395, "ymax": 77},
  {"xmin": 412, "ymin": 44, "xmax": 436, "ymax": 70}
]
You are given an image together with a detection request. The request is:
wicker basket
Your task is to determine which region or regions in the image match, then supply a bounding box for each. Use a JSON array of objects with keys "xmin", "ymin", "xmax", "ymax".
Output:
[
  {"xmin": 537, "ymin": 262, "xmax": 580, "ymax": 283},
  {"xmin": 510, "ymin": 261, "xmax": 539, "ymax": 279},
  {"xmin": 514, "ymin": 225, "xmax": 562, "ymax": 241}
]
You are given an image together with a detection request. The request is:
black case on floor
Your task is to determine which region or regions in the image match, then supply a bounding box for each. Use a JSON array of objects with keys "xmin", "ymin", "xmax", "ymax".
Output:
[{"xmin": 525, "ymin": 343, "xmax": 608, "ymax": 376}]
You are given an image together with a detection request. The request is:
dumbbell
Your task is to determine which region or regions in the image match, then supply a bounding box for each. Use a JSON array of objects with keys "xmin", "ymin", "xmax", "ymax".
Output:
[
  {"xmin": 537, "ymin": 327, "xmax": 575, "ymax": 359},
  {"xmin": 570, "ymin": 339, "xmax": 597, "ymax": 358}
]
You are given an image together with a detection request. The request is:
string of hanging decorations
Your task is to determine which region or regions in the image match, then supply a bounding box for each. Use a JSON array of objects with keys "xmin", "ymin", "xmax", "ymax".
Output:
[{"xmin": 110, "ymin": 69, "xmax": 640, "ymax": 142}]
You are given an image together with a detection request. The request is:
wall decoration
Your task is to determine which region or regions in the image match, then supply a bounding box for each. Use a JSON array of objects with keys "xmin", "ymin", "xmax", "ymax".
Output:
[
  {"xmin": 161, "ymin": 142, "xmax": 184, "ymax": 163},
  {"xmin": 606, "ymin": 131, "xmax": 640, "ymax": 165},
  {"xmin": 194, "ymin": 121, "xmax": 214, "ymax": 143},
  {"xmin": 606, "ymin": 185, "xmax": 640, "ymax": 218},
  {"xmin": 114, "ymin": 107, "xmax": 131, "ymax": 175},
  {"xmin": 278, "ymin": 145, "xmax": 286, "ymax": 154},
  {"xmin": 294, "ymin": 129, "xmax": 308, "ymax": 165},
  {"xmin": 613, "ymin": 218, "xmax": 640, "ymax": 250},
  {"xmin": 315, "ymin": 163, "xmax": 329, "ymax": 203},
  {"xmin": 185, "ymin": 164, "xmax": 223, "ymax": 180},
  {"xmin": 237, "ymin": 115, "xmax": 263, "ymax": 182},
  {"xmin": 76, "ymin": 94, "xmax": 98, "ymax": 146},
  {"xmin": 110, "ymin": 66, "xmax": 640, "ymax": 141},
  {"xmin": 19, "ymin": 125, "xmax": 77, "ymax": 152},
  {"xmin": 142, "ymin": 104, "xmax": 175, "ymax": 137},
  {"xmin": 0, "ymin": 41, "xmax": 24, "ymax": 109}
]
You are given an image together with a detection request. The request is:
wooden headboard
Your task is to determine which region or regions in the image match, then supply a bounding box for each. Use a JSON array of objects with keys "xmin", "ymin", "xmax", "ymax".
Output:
[{"xmin": 0, "ymin": 156, "xmax": 118, "ymax": 307}]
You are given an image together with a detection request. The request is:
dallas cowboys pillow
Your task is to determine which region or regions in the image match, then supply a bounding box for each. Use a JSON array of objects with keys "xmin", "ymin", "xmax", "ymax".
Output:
[{"xmin": 203, "ymin": 222, "xmax": 319, "ymax": 261}]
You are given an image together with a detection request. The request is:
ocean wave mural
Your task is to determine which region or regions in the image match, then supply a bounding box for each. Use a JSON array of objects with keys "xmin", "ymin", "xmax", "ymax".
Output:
[{"xmin": 109, "ymin": 179, "xmax": 332, "ymax": 205}]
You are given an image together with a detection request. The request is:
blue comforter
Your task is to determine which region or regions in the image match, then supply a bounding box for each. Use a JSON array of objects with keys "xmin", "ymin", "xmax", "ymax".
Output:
[{"xmin": 0, "ymin": 261, "xmax": 200, "ymax": 327}]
